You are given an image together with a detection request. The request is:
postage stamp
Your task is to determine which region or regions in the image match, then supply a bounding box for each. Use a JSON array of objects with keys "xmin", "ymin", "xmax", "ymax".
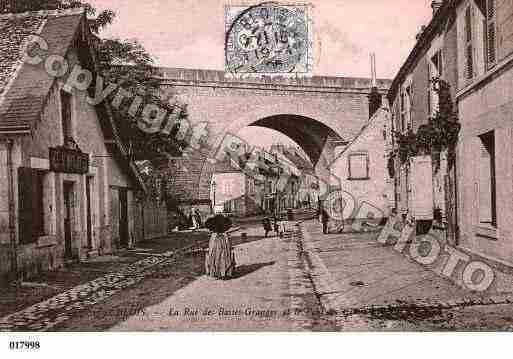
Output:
[{"xmin": 225, "ymin": 2, "xmax": 313, "ymax": 76}]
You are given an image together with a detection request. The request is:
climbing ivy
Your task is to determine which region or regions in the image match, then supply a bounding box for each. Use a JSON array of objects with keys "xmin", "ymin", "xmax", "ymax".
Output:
[{"xmin": 392, "ymin": 78, "xmax": 461, "ymax": 170}]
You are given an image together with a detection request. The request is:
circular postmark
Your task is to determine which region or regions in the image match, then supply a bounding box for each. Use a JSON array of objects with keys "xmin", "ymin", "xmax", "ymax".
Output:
[{"xmin": 225, "ymin": 3, "xmax": 309, "ymax": 74}]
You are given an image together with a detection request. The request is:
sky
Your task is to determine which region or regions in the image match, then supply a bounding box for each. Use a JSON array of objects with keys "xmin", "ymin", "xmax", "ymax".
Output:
[{"xmin": 88, "ymin": 0, "xmax": 434, "ymax": 149}]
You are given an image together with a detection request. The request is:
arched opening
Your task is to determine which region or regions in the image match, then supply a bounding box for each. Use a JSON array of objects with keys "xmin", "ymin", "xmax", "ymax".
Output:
[{"xmin": 247, "ymin": 114, "xmax": 346, "ymax": 168}]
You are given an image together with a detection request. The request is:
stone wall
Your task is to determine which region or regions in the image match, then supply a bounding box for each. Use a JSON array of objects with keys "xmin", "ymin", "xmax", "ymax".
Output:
[
  {"xmin": 457, "ymin": 68, "xmax": 513, "ymax": 264},
  {"xmin": 141, "ymin": 200, "xmax": 169, "ymax": 240}
]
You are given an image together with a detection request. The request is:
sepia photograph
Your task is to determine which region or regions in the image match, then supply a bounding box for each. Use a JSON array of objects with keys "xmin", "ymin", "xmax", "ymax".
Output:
[{"xmin": 0, "ymin": 0, "xmax": 513, "ymax": 355}]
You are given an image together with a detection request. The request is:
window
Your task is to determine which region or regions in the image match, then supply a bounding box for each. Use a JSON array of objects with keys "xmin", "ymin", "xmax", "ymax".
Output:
[
  {"xmin": 223, "ymin": 181, "xmax": 232, "ymax": 195},
  {"xmin": 399, "ymin": 82, "xmax": 413, "ymax": 132},
  {"xmin": 18, "ymin": 168, "xmax": 46, "ymax": 244},
  {"xmin": 61, "ymin": 90, "xmax": 73, "ymax": 144},
  {"xmin": 348, "ymin": 153, "xmax": 369, "ymax": 180},
  {"xmin": 429, "ymin": 50, "xmax": 443, "ymax": 115},
  {"xmin": 406, "ymin": 84, "xmax": 413, "ymax": 129},
  {"xmin": 478, "ymin": 131, "xmax": 496, "ymax": 227}
]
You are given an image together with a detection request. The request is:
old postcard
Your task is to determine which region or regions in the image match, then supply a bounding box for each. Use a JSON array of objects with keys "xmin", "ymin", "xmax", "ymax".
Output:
[{"xmin": 1, "ymin": 0, "xmax": 513, "ymax": 350}]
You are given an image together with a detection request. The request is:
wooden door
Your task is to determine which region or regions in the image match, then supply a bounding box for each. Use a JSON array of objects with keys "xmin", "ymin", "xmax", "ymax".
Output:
[
  {"xmin": 86, "ymin": 177, "xmax": 93, "ymax": 249},
  {"xmin": 63, "ymin": 182, "xmax": 74, "ymax": 259},
  {"xmin": 119, "ymin": 189, "xmax": 129, "ymax": 247}
]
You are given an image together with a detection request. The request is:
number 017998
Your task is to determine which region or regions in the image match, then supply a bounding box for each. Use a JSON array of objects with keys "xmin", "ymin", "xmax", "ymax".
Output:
[{"xmin": 9, "ymin": 341, "xmax": 40, "ymax": 350}]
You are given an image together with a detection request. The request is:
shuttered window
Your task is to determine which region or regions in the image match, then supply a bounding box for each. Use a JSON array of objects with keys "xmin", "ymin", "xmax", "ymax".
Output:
[
  {"xmin": 348, "ymin": 153, "xmax": 369, "ymax": 180},
  {"xmin": 429, "ymin": 50, "xmax": 443, "ymax": 115},
  {"xmin": 486, "ymin": 0, "xmax": 497, "ymax": 68},
  {"xmin": 18, "ymin": 168, "xmax": 46, "ymax": 244},
  {"xmin": 465, "ymin": 6, "xmax": 474, "ymax": 79},
  {"xmin": 406, "ymin": 84, "xmax": 413, "ymax": 129},
  {"xmin": 478, "ymin": 131, "xmax": 497, "ymax": 227}
]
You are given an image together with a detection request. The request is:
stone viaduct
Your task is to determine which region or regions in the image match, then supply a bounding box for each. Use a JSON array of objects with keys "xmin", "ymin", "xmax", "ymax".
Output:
[{"xmin": 157, "ymin": 68, "xmax": 391, "ymax": 202}]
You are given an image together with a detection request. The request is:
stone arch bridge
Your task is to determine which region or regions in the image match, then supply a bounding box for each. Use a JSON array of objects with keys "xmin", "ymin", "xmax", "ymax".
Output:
[{"xmin": 157, "ymin": 68, "xmax": 391, "ymax": 203}]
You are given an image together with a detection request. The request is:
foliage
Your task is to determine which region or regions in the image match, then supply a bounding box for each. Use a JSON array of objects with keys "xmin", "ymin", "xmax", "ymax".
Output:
[
  {"xmin": 393, "ymin": 79, "xmax": 460, "ymax": 169},
  {"xmin": 1, "ymin": 0, "xmax": 187, "ymax": 160}
]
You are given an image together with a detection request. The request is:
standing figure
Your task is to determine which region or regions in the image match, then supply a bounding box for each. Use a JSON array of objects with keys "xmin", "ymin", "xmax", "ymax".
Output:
[
  {"xmin": 194, "ymin": 208, "xmax": 203, "ymax": 229},
  {"xmin": 190, "ymin": 207, "xmax": 199, "ymax": 230},
  {"xmin": 320, "ymin": 205, "xmax": 330, "ymax": 235},
  {"xmin": 204, "ymin": 210, "xmax": 236, "ymax": 279},
  {"xmin": 262, "ymin": 217, "xmax": 272, "ymax": 238},
  {"xmin": 273, "ymin": 215, "xmax": 283, "ymax": 238}
]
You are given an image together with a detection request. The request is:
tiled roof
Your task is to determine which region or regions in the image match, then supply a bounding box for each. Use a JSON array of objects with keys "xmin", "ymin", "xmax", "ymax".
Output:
[
  {"xmin": 0, "ymin": 8, "xmax": 84, "ymax": 132},
  {"xmin": 0, "ymin": 14, "xmax": 45, "ymax": 96},
  {"xmin": 163, "ymin": 148, "xmax": 215, "ymax": 204}
]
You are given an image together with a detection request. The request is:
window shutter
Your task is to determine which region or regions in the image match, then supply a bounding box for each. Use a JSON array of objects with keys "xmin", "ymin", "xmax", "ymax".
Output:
[
  {"xmin": 61, "ymin": 90, "xmax": 72, "ymax": 142},
  {"xmin": 487, "ymin": 0, "xmax": 497, "ymax": 66},
  {"xmin": 18, "ymin": 167, "xmax": 34, "ymax": 244},
  {"xmin": 465, "ymin": 6, "xmax": 474, "ymax": 79},
  {"xmin": 428, "ymin": 62, "xmax": 432, "ymax": 116},
  {"xmin": 32, "ymin": 170, "xmax": 45, "ymax": 237},
  {"xmin": 497, "ymin": 0, "xmax": 513, "ymax": 60},
  {"xmin": 438, "ymin": 50, "xmax": 443, "ymax": 76},
  {"xmin": 465, "ymin": 6, "xmax": 473, "ymax": 42}
]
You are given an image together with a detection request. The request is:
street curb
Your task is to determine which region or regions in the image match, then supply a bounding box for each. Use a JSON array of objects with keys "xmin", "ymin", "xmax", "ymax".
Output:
[{"xmin": 296, "ymin": 221, "xmax": 513, "ymax": 319}]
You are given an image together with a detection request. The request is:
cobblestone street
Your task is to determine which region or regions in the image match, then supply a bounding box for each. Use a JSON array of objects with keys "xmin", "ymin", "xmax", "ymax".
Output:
[{"xmin": 2, "ymin": 222, "xmax": 513, "ymax": 331}]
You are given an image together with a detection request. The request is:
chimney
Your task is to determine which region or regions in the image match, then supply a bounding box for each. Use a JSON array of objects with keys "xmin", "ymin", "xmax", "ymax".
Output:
[
  {"xmin": 431, "ymin": 1, "xmax": 443, "ymax": 16},
  {"xmin": 368, "ymin": 53, "xmax": 382, "ymax": 119}
]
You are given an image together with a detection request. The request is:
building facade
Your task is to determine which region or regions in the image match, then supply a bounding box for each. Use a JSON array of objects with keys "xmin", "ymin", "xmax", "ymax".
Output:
[
  {"xmin": 0, "ymin": 9, "xmax": 146, "ymax": 282},
  {"xmin": 454, "ymin": 0, "xmax": 513, "ymax": 264},
  {"xmin": 389, "ymin": 0, "xmax": 513, "ymax": 266}
]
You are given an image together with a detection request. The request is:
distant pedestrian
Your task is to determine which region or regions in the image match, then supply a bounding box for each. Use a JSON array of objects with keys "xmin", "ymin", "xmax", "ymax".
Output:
[
  {"xmin": 273, "ymin": 215, "xmax": 283, "ymax": 238},
  {"xmin": 262, "ymin": 217, "xmax": 272, "ymax": 238},
  {"xmin": 194, "ymin": 208, "xmax": 203, "ymax": 228},
  {"xmin": 320, "ymin": 205, "xmax": 330, "ymax": 235},
  {"xmin": 189, "ymin": 207, "xmax": 199, "ymax": 230}
]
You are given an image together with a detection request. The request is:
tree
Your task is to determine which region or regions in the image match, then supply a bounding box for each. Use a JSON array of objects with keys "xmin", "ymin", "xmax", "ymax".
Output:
[{"xmin": 1, "ymin": 0, "xmax": 187, "ymax": 160}]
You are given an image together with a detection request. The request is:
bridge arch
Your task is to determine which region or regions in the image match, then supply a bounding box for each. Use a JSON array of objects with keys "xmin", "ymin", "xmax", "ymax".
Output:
[{"xmin": 245, "ymin": 114, "xmax": 344, "ymax": 168}]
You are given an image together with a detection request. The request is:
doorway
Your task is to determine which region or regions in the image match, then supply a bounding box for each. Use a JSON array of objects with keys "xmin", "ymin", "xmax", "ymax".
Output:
[
  {"xmin": 86, "ymin": 177, "xmax": 93, "ymax": 249},
  {"xmin": 119, "ymin": 188, "xmax": 129, "ymax": 247},
  {"xmin": 63, "ymin": 181, "xmax": 74, "ymax": 259}
]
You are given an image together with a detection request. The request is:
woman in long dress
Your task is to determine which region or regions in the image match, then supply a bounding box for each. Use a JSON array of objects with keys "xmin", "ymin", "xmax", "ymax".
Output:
[
  {"xmin": 204, "ymin": 211, "xmax": 235, "ymax": 279},
  {"xmin": 190, "ymin": 207, "xmax": 198, "ymax": 230}
]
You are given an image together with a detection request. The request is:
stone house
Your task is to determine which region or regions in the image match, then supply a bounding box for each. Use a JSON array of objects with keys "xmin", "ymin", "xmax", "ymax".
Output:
[
  {"xmin": 0, "ymin": 8, "xmax": 146, "ymax": 282},
  {"xmin": 210, "ymin": 158, "xmax": 263, "ymax": 217},
  {"xmin": 389, "ymin": 0, "xmax": 513, "ymax": 266},
  {"xmin": 325, "ymin": 53, "xmax": 393, "ymax": 221},
  {"xmin": 453, "ymin": 0, "xmax": 513, "ymax": 264},
  {"xmin": 270, "ymin": 144, "xmax": 312, "ymax": 210},
  {"xmin": 328, "ymin": 106, "xmax": 393, "ymax": 220},
  {"xmin": 388, "ymin": 1, "xmax": 459, "ymax": 234}
]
